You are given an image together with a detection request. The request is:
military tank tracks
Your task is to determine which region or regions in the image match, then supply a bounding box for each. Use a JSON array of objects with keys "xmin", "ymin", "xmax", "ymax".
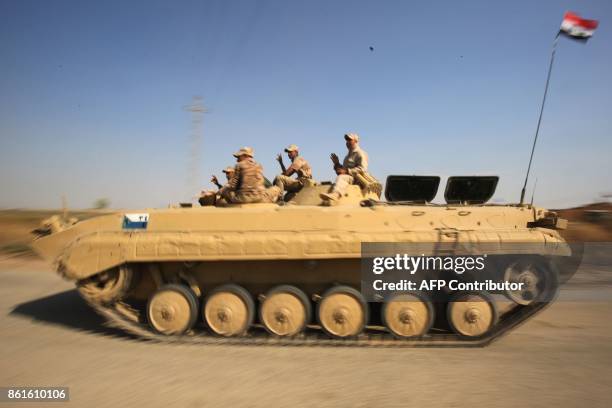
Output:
[
  {"xmin": 71, "ymin": 258, "xmax": 563, "ymax": 347},
  {"xmin": 82, "ymin": 285, "xmax": 555, "ymax": 348}
]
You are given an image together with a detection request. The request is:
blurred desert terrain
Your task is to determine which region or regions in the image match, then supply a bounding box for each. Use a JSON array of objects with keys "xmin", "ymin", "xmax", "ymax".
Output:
[{"xmin": 0, "ymin": 204, "xmax": 611, "ymax": 407}]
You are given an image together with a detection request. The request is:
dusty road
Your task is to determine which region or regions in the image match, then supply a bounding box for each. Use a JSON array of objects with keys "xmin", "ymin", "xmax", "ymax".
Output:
[{"xmin": 1, "ymin": 258, "xmax": 611, "ymax": 408}]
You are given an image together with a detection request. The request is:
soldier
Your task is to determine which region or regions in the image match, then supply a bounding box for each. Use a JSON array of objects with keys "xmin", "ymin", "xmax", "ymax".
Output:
[
  {"xmin": 274, "ymin": 144, "xmax": 313, "ymax": 193},
  {"xmin": 211, "ymin": 167, "xmax": 235, "ymax": 190},
  {"xmin": 219, "ymin": 147, "xmax": 281, "ymax": 204},
  {"xmin": 198, "ymin": 167, "xmax": 236, "ymax": 206},
  {"xmin": 320, "ymin": 133, "xmax": 377, "ymax": 203}
]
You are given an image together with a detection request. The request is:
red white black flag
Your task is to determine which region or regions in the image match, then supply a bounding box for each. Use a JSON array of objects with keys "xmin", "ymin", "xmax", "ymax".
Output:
[{"xmin": 560, "ymin": 11, "xmax": 599, "ymax": 41}]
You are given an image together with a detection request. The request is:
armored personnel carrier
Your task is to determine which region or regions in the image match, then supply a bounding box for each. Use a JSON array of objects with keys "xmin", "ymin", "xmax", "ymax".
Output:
[{"xmin": 31, "ymin": 176, "xmax": 573, "ymax": 346}]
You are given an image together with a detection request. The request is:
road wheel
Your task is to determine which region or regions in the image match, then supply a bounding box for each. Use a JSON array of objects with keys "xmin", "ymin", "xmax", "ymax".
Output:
[
  {"xmin": 317, "ymin": 286, "xmax": 368, "ymax": 338},
  {"xmin": 447, "ymin": 292, "xmax": 498, "ymax": 338},
  {"xmin": 147, "ymin": 284, "xmax": 198, "ymax": 335},
  {"xmin": 77, "ymin": 264, "xmax": 133, "ymax": 304},
  {"xmin": 382, "ymin": 292, "xmax": 434, "ymax": 338},
  {"xmin": 503, "ymin": 259, "xmax": 559, "ymax": 305},
  {"xmin": 260, "ymin": 285, "xmax": 311, "ymax": 336},
  {"xmin": 204, "ymin": 284, "xmax": 254, "ymax": 337}
]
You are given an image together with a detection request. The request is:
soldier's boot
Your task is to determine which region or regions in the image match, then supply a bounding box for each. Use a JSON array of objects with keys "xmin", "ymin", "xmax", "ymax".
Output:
[{"xmin": 319, "ymin": 192, "xmax": 341, "ymax": 203}]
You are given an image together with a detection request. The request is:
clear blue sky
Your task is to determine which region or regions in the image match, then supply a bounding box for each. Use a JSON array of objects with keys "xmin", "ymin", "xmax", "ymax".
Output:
[{"xmin": 1, "ymin": 0, "xmax": 610, "ymax": 209}]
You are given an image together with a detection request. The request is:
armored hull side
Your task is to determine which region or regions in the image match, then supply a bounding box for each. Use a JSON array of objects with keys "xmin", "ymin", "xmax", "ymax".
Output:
[
  {"xmin": 30, "ymin": 197, "xmax": 571, "ymax": 346},
  {"xmin": 32, "ymin": 204, "xmax": 567, "ymax": 280}
]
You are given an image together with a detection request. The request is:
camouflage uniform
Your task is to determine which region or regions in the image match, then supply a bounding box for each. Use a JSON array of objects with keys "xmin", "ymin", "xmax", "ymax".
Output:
[
  {"xmin": 220, "ymin": 147, "xmax": 281, "ymax": 204},
  {"xmin": 199, "ymin": 167, "xmax": 235, "ymax": 206},
  {"xmin": 321, "ymin": 133, "xmax": 380, "ymax": 202},
  {"xmin": 274, "ymin": 144, "xmax": 313, "ymax": 193},
  {"xmin": 333, "ymin": 145, "xmax": 369, "ymax": 194}
]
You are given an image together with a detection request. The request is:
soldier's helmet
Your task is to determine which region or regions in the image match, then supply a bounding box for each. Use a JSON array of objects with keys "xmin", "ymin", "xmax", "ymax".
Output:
[
  {"xmin": 233, "ymin": 147, "xmax": 254, "ymax": 157},
  {"xmin": 284, "ymin": 144, "xmax": 299, "ymax": 153}
]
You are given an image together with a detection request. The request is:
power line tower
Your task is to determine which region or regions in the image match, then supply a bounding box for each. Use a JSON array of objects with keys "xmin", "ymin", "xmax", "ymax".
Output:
[{"xmin": 183, "ymin": 96, "xmax": 207, "ymax": 202}]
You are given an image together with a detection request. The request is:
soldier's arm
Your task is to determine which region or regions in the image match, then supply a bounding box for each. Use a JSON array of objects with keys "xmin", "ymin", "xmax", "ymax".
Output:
[
  {"xmin": 330, "ymin": 153, "xmax": 341, "ymax": 170},
  {"xmin": 276, "ymin": 154, "xmax": 287, "ymax": 173},
  {"xmin": 284, "ymin": 158, "xmax": 302, "ymax": 177},
  {"xmin": 331, "ymin": 152, "xmax": 346, "ymax": 174},
  {"xmin": 211, "ymin": 175, "xmax": 223, "ymax": 189}
]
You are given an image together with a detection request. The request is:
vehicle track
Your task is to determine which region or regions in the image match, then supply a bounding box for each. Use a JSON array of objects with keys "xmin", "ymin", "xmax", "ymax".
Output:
[{"xmin": 87, "ymin": 298, "xmax": 551, "ymax": 348}]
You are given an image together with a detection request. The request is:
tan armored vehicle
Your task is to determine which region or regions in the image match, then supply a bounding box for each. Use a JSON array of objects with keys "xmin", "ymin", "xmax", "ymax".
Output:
[{"xmin": 31, "ymin": 176, "xmax": 573, "ymax": 346}]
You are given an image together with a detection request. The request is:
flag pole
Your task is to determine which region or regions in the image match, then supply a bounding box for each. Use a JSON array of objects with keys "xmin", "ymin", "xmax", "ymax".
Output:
[{"xmin": 520, "ymin": 32, "xmax": 561, "ymax": 205}]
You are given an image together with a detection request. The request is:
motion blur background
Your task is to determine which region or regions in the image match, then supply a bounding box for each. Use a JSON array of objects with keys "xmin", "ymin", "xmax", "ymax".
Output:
[
  {"xmin": 1, "ymin": 0, "xmax": 611, "ymax": 210},
  {"xmin": 1, "ymin": 2, "xmax": 611, "ymax": 407}
]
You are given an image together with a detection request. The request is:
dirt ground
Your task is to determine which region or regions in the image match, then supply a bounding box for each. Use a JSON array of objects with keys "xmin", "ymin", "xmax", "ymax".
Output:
[{"xmin": 1, "ymin": 257, "xmax": 611, "ymax": 408}]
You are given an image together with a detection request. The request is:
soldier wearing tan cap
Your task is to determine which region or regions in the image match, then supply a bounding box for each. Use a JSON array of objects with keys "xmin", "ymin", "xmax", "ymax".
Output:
[
  {"xmin": 320, "ymin": 133, "xmax": 375, "ymax": 203},
  {"xmin": 219, "ymin": 147, "xmax": 281, "ymax": 204},
  {"xmin": 274, "ymin": 144, "xmax": 313, "ymax": 194},
  {"xmin": 210, "ymin": 167, "xmax": 236, "ymax": 190},
  {"xmin": 198, "ymin": 167, "xmax": 236, "ymax": 206}
]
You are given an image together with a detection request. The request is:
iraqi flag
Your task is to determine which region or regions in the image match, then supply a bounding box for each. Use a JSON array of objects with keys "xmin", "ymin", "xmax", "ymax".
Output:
[{"xmin": 560, "ymin": 11, "xmax": 599, "ymax": 41}]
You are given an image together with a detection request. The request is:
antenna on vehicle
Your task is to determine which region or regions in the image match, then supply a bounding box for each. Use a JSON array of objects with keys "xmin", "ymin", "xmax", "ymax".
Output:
[
  {"xmin": 530, "ymin": 177, "xmax": 538, "ymax": 207},
  {"xmin": 520, "ymin": 34, "xmax": 560, "ymax": 205}
]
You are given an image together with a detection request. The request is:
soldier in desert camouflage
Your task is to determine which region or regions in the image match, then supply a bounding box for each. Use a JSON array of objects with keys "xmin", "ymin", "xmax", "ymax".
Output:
[
  {"xmin": 274, "ymin": 144, "xmax": 313, "ymax": 195},
  {"xmin": 320, "ymin": 133, "xmax": 379, "ymax": 203},
  {"xmin": 198, "ymin": 167, "xmax": 236, "ymax": 206},
  {"xmin": 220, "ymin": 147, "xmax": 281, "ymax": 204},
  {"xmin": 210, "ymin": 167, "xmax": 235, "ymax": 190}
]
